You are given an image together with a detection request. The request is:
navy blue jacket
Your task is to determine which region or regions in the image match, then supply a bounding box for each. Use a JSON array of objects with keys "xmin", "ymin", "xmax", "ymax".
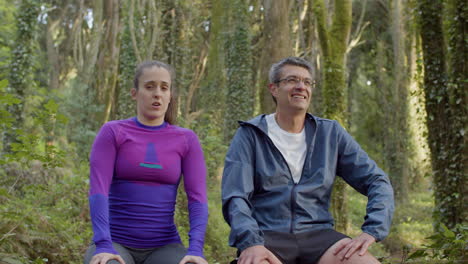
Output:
[{"xmin": 222, "ymin": 114, "xmax": 394, "ymax": 251}]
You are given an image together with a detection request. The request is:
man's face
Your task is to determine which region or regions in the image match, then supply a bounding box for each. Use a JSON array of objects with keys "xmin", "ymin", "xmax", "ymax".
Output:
[{"xmin": 269, "ymin": 65, "xmax": 313, "ymax": 113}]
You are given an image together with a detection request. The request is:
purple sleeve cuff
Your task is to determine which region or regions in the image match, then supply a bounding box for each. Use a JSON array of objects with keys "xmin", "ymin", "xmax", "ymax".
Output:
[
  {"xmin": 89, "ymin": 194, "xmax": 117, "ymax": 255},
  {"xmin": 94, "ymin": 241, "xmax": 119, "ymax": 255},
  {"xmin": 187, "ymin": 201, "xmax": 209, "ymax": 257}
]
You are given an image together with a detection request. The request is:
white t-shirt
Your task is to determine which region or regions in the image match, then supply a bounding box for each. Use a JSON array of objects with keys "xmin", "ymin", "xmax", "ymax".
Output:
[{"xmin": 266, "ymin": 114, "xmax": 307, "ymax": 184}]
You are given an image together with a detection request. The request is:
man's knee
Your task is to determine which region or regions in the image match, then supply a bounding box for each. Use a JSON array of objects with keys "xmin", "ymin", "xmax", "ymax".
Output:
[{"xmin": 318, "ymin": 238, "xmax": 380, "ymax": 264}]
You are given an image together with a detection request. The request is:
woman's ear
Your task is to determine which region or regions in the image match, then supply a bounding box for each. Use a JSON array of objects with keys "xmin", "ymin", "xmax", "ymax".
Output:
[{"xmin": 130, "ymin": 88, "xmax": 137, "ymax": 100}]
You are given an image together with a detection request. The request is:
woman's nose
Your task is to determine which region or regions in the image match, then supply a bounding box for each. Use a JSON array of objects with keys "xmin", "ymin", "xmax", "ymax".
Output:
[{"xmin": 153, "ymin": 87, "xmax": 162, "ymax": 97}]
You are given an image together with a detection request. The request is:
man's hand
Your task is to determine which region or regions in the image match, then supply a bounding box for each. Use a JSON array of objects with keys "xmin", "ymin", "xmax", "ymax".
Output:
[
  {"xmin": 90, "ymin": 253, "xmax": 125, "ymax": 264},
  {"xmin": 178, "ymin": 255, "xmax": 208, "ymax": 264},
  {"xmin": 333, "ymin": 232, "xmax": 376, "ymax": 260},
  {"xmin": 238, "ymin": 245, "xmax": 282, "ymax": 264}
]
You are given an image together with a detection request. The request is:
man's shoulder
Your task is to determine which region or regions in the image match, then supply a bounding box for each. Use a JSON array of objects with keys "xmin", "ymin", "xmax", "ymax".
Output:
[
  {"xmin": 239, "ymin": 114, "xmax": 265, "ymax": 126},
  {"xmin": 306, "ymin": 113, "xmax": 338, "ymax": 127}
]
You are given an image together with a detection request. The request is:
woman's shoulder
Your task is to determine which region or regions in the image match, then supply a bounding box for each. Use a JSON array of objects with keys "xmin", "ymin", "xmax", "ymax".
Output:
[
  {"xmin": 167, "ymin": 124, "xmax": 200, "ymax": 142},
  {"xmin": 97, "ymin": 118, "xmax": 135, "ymax": 136},
  {"xmin": 167, "ymin": 124, "xmax": 195, "ymax": 134},
  {"xmin": 102, "ymin": 118, "xmax": 132, "ymax": 129},
  {"xmin": 103, "ymin": 118, "xmax": 133, "ymax": 127}
]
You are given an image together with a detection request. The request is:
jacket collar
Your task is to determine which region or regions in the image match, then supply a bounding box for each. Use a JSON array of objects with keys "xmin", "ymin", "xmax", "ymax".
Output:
[{"xmin": 239, "ymin": 113, "xmax": 317, "ymax": 135}]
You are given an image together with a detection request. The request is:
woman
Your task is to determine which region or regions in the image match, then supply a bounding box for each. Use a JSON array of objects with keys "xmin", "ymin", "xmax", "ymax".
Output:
[{"xmin": 84, "ymin": 61, "xmax": 209, "ymax": 264}]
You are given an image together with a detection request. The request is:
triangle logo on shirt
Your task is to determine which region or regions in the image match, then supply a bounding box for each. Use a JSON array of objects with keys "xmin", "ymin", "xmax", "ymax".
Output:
[{"xmin": 139, "ymin": 143, "xmax": 163, "ymax": 169}]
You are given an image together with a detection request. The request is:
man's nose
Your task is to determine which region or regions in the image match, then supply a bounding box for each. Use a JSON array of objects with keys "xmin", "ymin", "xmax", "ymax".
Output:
[{"xmin": 295, "ymin": 81, "xmax": 307, "ymax": 89}]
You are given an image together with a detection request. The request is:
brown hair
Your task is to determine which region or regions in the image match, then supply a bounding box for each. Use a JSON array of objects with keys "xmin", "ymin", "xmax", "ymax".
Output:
[{"xmin": 134, "ymin": 60, "xmax": 178, "ymax": 124}]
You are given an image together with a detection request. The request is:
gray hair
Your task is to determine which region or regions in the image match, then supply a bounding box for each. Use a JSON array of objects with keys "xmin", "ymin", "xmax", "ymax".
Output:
[
  {"xmin": 268, "ymin": 57, "xmax": 315, "ymax": 105},
  {"xmin": 268, "ymin": 57, "xmax": 315, "ymax": 84}
]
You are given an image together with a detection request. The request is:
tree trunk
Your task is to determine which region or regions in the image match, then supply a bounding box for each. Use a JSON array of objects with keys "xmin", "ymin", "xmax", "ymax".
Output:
[
  {"xmin": 4, "ymin": 0, "xmax": 40, "ymax": 153},
  {"xmin": 314, "ymin": 0, "xmax": 352, "ymax": 233},
  {"xmin": 445, "ymin": 0, "xmax": 468, "ymax": 227},
  {"xmin": 95, "ymin": 0, "xmax": 121, "ymax": 124},
  {"xmin": 388, "ymin": 0, "xmax": 409, "ymax": 203},
  {"xmin": 259, "ymin": 0, "xmax": 292, "ymax": 114},
  {"xmin": 223, "ymin": 0, "xmax": 254, "ymax": 142},
  {"xmin": 417, "ymin": 0, "xmax": 462, "ymax": 228}
]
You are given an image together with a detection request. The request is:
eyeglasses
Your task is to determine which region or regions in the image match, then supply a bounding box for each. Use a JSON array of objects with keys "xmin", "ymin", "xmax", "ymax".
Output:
[{"xmin": 275, "ymin": 76, "xmax": 316, "ymax": 88}]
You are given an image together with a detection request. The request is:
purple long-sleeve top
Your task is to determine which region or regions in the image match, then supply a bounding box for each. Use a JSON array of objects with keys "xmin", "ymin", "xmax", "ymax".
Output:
[{"xmin": 88, "ymin": 117, "xmax": 208, "ymax": 257}]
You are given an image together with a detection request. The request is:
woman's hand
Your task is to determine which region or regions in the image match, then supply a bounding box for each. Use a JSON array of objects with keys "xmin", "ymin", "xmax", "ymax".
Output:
[
  {"xmin": 90, "ymin": 253, "xmax": 126, "ymax": 264},
  {"xmin": 178, "ymin": 255, "xmax": 208, "ymax": 264},
  {"xmin": 238, "ymin": 245, "xmax": 282, "ymax": 264}
]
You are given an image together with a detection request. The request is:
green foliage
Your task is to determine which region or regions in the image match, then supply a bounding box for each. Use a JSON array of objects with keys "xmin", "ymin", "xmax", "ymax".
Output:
[
  {"xmin": 63, "ymin": 79, "xmax": 103, "ymax": 161},
  {"xmin": 0, "ymin": 80, "xmax": 21, "ymax": 131},
  {"xmin": 407, "ymin": 224, "xmax": 467, "ymax": 263},
  {"xmin": 0, "ymin": 166, "xmax": 91, "ymax": 263},
  {"xmin": 2, "ymin": 97, "xmax": 67, "ymax": 169},
  {"xmin": 0, "ymin": 72, "xmax": 87, "ymax": 263},
  {"xmin": 0, "ymin": 0, "xmax": 17, "ymax": 80}
]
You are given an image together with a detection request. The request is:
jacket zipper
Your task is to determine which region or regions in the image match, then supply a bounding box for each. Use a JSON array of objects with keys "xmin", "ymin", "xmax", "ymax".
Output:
[
  {"xmin": 244, "ymin": 123, "xmax": 298, "ymax": 234},
  {"xmin": 264, "ymin": 135, "xmax": 297, "ymax": 234}
]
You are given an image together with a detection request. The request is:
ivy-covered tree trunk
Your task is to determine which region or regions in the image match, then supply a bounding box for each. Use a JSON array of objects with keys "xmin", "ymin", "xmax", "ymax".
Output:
[
  {"xmin": 417, "ymin": 0, "xmax": 465, "ymax": 228},
  {"xmin": 223, "ymin": 0, "xmax": 254, "ymax": 142},
  {"xmin": 193, "ymin": 0, "xmax": 226, "ymax": 141},
  {"xmin": 445, "ymin": 0, "xmax": 467, "ymax": 226},
  {"xmin": 115, "ymin": 0, "xmax": 138, "ymax": 120},
  {"xmin": 259, "ymin": 0, "xmax": 292, "ymax": 114},
  {"xmin": 314, "ymin": 0, "xmax": 352, "ymax": 233},
  {"xmin": 4, "ymin": 0, "xmax": 40, "ymax": 153}
]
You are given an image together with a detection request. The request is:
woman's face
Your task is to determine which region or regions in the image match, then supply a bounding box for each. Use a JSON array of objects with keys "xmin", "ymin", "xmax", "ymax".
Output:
[{"xmin": 131, "ymin": 66, "xmax": 171, "ymax": 126}]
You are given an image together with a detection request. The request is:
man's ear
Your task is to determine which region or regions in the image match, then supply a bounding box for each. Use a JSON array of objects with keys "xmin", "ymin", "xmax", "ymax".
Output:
[
  {"xmin": 268, "ymin": 83, "xmax": 278, "ymax": 98},
  {"xmin": 130, "ymin": 88, "xmax": 137, "ymax": 100}
]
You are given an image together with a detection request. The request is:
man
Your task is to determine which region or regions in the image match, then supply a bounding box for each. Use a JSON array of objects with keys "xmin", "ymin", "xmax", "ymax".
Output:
[{"xmin": 222, "ymin": 57, "xmax": 394, "ymax": 264}]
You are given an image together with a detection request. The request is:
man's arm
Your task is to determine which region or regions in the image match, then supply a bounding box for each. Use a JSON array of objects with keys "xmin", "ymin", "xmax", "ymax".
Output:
[
  {"xmin": 334, "ymin": 121, "xmax": 395, "ymax": 241},
  {"xmin": 222, "ymin": 126, "xmax": 265, "ymax": 252}
]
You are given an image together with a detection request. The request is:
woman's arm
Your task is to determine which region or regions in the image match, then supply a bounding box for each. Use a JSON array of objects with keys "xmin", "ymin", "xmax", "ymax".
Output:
[
  {"xmin": 181, "ymin": 130, "xmax": 209, "ymax": 258},
  {"xmin": 88, "ymin": 123, "xmax": 119, "ymax": 255}
]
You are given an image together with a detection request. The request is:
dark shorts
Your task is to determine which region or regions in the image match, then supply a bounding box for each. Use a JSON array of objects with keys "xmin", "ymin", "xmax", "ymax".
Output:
[
  {"xmin": 83, "ymin": 242, "xmax": 187, "ymax": 264},
  {"xmin": 237, "ymin": 229, "xmax": 348, "ymax": 264}
]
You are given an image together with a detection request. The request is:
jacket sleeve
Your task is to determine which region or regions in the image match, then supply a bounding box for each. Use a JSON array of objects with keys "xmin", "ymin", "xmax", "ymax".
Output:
[
  {"xmin": 222, "ymin": 126, "xmax": 265, "ymax": 251},
  {"xmin": 181, "ymin": 130, "xmax": 209, "ymax": 258},
  {"xmin": 334, "ymin": 121, "xmax": 395, "ymax": 242},
  {"xmin": 88, "ymin": 123, "xmax": 119, "ymax": 255}
]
